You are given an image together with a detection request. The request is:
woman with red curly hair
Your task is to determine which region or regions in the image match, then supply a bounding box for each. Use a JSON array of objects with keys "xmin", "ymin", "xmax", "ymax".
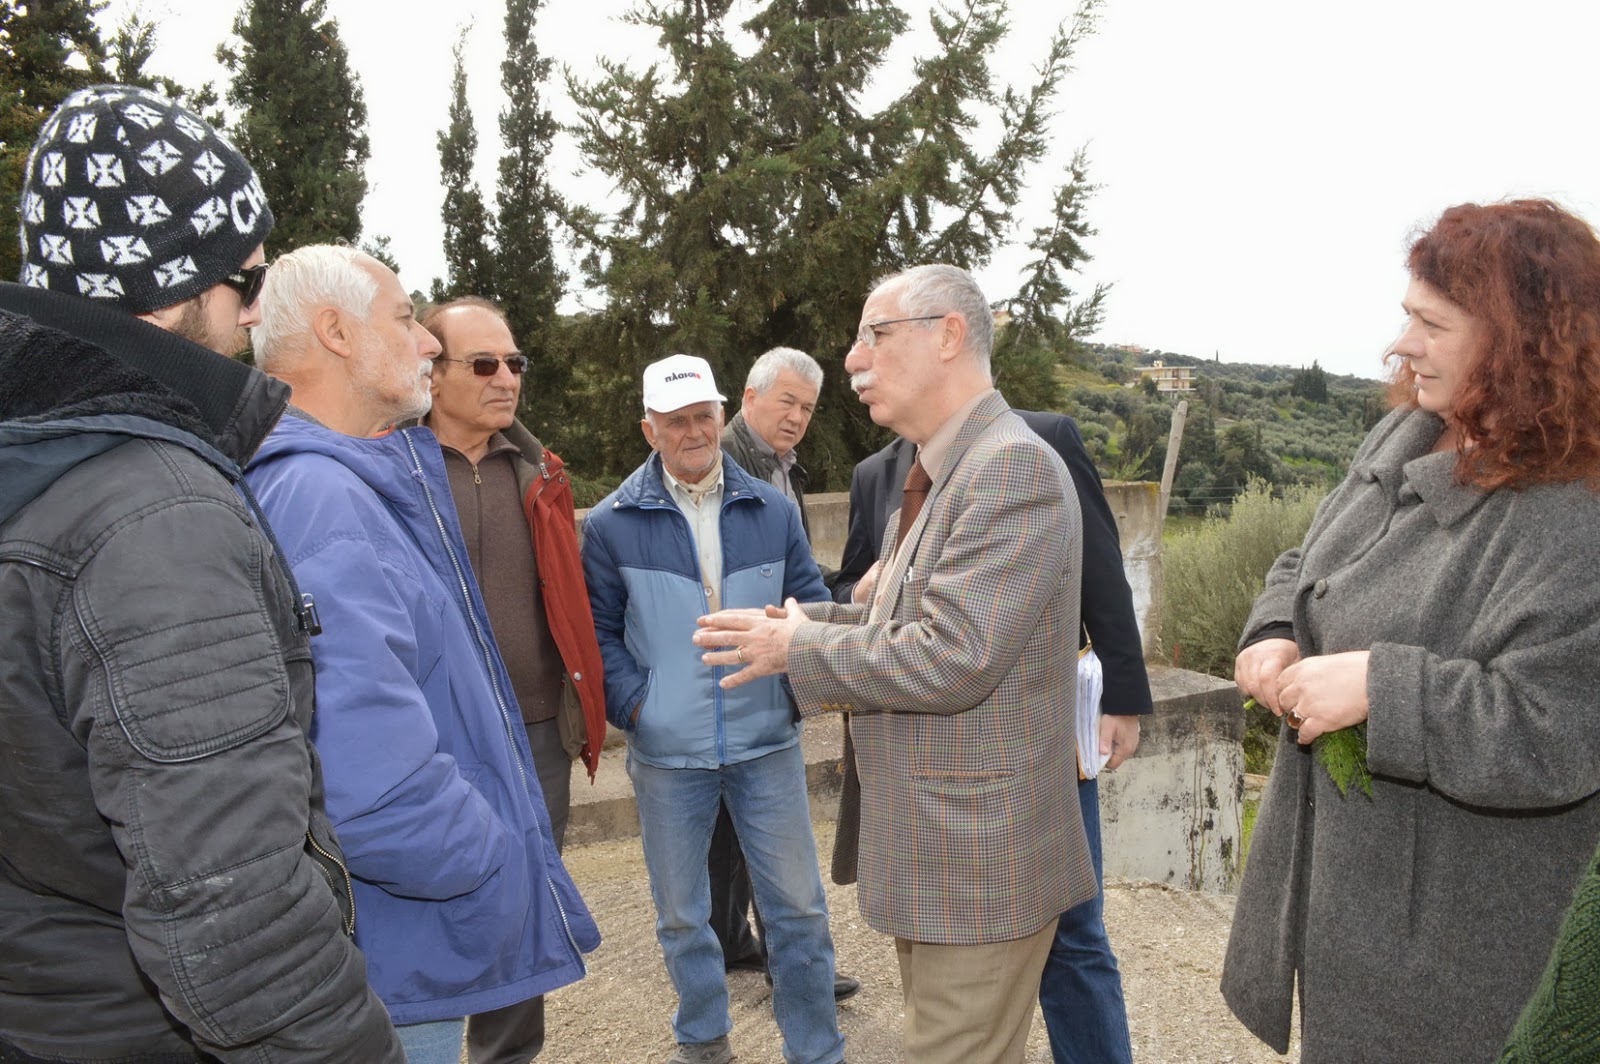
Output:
[{"xmin": 1222, "ymin": 199, "xmax": 1600, "ymax": 1062}]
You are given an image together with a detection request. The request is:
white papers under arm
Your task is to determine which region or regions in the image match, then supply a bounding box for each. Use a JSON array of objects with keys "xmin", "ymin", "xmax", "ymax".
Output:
[{"xmin": 1076, "ymin": 646, "xmax": 1109, "ymax": 779}]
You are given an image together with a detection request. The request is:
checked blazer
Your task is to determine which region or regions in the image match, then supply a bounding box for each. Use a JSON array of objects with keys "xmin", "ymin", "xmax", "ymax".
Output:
[{"xmin": 787, "ymin": 392, "xmax": 1098, "ymax": 944}]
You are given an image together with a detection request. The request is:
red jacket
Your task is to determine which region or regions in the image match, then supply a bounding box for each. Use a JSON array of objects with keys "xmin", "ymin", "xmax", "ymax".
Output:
[{"xmin": 504, "ymin": 419, "xmax": 608, "ymax": 779}]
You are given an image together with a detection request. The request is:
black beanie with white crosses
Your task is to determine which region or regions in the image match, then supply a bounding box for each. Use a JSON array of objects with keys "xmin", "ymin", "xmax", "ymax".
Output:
[{"xmin": 18, "ymin": 84, "xmax": 275, "ymax": 315}]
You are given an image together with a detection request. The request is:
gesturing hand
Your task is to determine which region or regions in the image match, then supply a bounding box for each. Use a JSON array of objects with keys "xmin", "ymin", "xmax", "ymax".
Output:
[{"xmin": 693, "ymin": 598, "xmax": 807, "ymax": 689}]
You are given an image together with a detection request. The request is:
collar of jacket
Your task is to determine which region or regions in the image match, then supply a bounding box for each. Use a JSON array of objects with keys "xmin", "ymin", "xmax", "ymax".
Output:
[
  {"xmin": 501, "ymin": 416, "xmax": 564, "ymax": 502},
  {"xmin": 1351, "ymin": 408, "xmax": 1492, "ymax": 529},
  {"xmin": 0, "ymin": 281, "xmax": 288, "ymax": 469},
  {"xmin": 723, "ymin": 411, "xmax": 808, "ymax": 489},
  {"xmin": 609, "ymin": 450, "xmax": 767, "ymax": 513},
  {"xmin": 927, "ymin": 389, "xmax": 1012, "ymax": 486}
]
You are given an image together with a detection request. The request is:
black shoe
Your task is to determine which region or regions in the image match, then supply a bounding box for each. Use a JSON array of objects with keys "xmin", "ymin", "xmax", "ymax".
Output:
[
  {"xmin": 724, "ymin": 953, "xmax": 768, "ymax": 974},
  {"xmin": 761, "ymin": 971, "xmax": 862, "ymax": 1002}
]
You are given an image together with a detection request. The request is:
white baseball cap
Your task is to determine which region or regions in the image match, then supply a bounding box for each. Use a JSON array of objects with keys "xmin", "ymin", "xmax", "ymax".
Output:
[{"xmin": 642, "ymin": 353, "xmax": 727, "ymax": 413}]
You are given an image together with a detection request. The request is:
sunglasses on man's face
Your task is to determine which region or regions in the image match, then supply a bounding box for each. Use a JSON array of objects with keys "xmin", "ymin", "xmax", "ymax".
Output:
[
  {"xmin": 220, "ymin": 263, "xmax": 269, "ymax": 308},
  {"xmin": 435, "ymin": 355, "xmax": 530, "ymax": 377}
]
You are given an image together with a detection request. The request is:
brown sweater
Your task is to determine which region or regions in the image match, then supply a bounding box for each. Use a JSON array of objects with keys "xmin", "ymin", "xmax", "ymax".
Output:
[{"xmin": 441, "ymin": 436, "xmax": 563, "ymax": 724}]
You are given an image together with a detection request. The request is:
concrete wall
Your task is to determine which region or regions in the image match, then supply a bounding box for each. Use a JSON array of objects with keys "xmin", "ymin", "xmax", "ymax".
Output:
[
  {"xmin": 569, "ymin": 664, "xmax": 1247, "ymax": 893},
  {"xmin": 1097, "ymin": 666, "xmax": 1244, "ymax": 892}
]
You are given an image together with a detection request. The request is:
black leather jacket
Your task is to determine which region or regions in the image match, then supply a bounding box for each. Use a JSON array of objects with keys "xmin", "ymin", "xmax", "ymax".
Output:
[{"xmin": 0, "ymin": 285, "xmax": 401, "ymax": 1063}]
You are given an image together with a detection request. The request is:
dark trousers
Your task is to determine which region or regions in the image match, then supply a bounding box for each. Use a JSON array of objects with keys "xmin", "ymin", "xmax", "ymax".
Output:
[
  {"xmin": 708, "ymin": 799, "xmax": 767, "ymax": 968},
  {"xmin": 1038, "ymin": 777, "xmax": 1133, "ymax": 1064},
  {"xmin": 466, "ymin": 718, "xmax": 571, "ymax": 1064}
]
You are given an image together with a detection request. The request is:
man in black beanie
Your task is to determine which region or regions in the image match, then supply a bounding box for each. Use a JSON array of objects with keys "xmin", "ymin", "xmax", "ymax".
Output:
[{"xmin": 0, "ymin": 85, "xmax": 402, "ymax": 1062}]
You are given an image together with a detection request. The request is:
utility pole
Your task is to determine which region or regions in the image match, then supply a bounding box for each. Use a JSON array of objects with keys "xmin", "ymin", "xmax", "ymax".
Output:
[{"xmin": 1158, "ymin": 399, "xmax": 1189, "ymax": 519}]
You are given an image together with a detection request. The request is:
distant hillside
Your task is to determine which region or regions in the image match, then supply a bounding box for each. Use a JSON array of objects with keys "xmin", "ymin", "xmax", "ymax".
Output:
[{"xmin": 1059, "ymin": 344, "xmax": 1388, "ymax": 513}]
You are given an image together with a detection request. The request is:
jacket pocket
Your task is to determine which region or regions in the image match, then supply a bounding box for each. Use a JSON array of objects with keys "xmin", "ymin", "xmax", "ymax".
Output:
[{"xmin": 304, "ymin": 829, "xmax": 356, "ymax": 936}]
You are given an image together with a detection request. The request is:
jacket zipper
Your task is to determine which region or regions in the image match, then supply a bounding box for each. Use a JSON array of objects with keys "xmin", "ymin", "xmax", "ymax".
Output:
[
  {"xmin": 305, "ymin": 830, "xmax": 357, "ymax": 935},
  {"xmin": 401, "ymin": 432, "xmax": 586, "ymax": 968},
  {"xmin": 635, "ymin": 489, "xmax": 733, "ymax": 765}
]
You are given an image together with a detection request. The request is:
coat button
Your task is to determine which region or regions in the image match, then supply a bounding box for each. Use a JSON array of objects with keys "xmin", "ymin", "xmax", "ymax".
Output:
[
  {"xmin": 572, "ymin": 672, "xmax": 583, "ymax": 682},
  {"xmin": 1314, "ymin": 579, "xmax": 1329, "ymax": 598}
]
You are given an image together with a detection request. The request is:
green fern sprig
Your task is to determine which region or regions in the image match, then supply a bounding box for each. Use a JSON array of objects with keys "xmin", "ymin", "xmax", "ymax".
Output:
[
  {"xmin": 1242, "ymin": 699, "xmax": 1372, "ymax": 798},
  {"xmin": 1313, "ymin": 725, "xmax": 1371, "ymax": 798}
]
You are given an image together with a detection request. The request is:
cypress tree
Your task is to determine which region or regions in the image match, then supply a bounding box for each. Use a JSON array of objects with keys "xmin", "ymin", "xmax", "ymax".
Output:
[
  {"xmin": 433, "ymin": 27, "xmax": 497, "ymax": 303},
  {"xmin": 217, "ymin": 0, "xmax": 370, "ymax": 254},
  {"xmin": 494, "ymin": 0, "xmax": 567, "ymax": 430}
]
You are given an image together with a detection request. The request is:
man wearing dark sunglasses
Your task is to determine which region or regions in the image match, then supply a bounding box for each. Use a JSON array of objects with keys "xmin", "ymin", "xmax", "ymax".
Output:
[
  {"xmin": 420, "ymin": 296, "xmax": 609, "ymax": 1064},
  {"xmin": 0, "ymin": 86, "xmax": 400, "ymax": 1061}
]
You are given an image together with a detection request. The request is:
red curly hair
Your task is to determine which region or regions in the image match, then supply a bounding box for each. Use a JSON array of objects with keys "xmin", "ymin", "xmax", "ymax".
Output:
[{"xmin": 1386, "ymin": 199, "xmax": 1600, "ymax": 490}]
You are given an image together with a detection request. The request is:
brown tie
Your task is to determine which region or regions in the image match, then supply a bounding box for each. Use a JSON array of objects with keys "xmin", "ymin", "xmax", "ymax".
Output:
[{"xmin": 892, "ymin": 458, "xmax": 932, "ymax": 559}]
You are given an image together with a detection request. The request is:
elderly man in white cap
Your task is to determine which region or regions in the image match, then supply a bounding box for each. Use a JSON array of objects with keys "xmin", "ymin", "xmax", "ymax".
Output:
[{"xmin": 582, "ymin": 355, "xmax": 845, "ymax": 1064}]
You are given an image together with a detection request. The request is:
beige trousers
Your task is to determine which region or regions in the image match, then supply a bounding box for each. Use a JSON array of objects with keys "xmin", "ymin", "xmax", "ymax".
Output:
[{"xmin": 894, "ymin": 919, "xmax": 1057, "ymax": 1064}]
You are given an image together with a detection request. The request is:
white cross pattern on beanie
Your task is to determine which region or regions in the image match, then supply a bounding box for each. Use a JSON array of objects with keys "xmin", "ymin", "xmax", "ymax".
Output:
[
  {"xmin": 40, "ymin": 153, "xmax": 67, "ymax": 187},
  {"xmin": 138, "ymin": 140, "xmax": 184, "ymax": 177},
  {"xmin": 190, "ymin": 197, "xmax": 226, "ymax": 237},
  {"xmin": 21, "ymin": 264, "xmax": 49, "ymax": 289},
  {"xmin": 119, "ymin": 101, "xmax": 166, "ymax": 130},
  {"xmin": 77, "ymin": 274, "xmax": 126, "ymax": 300},
  {"xmin": 22, "ymin": 192, "xmax": 44, "ymax": 225},
  {"xmin": 126, "ymin": 196, "xmax": 171, "ymax": 227},
  {"xmin": 87, "ymin": 154, "xmax": 126, "ymax": 188},
  {"xmin": 65, "ymin": 114, "xmax": 99, "ymax": 144},
  {"xmin": 193, "ymin": 150, "xmax": 226, "ymax": 187},
  {"xmin": 78, "ymin": 87, "xmax": 129, "ymax": 107},
  {"xmin": 154, "ymin": 256, "xmax": 199, "ymax": 289},
  {"xmin": 173, "ymin": 113, "xmax": 210, "ymax": 142},
  {"xmin": 63, "ymin": 197, "xmax": 101, "ymax": 230},
  {"xmin": 39, "ymin": 235, "xmax": 73, "ymax": 265},
  {"xmin": 101, "ymin": 236, "xmax": 152, "ymax": 266}
]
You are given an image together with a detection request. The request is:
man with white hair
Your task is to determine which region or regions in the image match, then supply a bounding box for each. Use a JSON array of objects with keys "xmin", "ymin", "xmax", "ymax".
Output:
[
  {"xmin": 722, "ymin": 346, "xmax": 823, "ymax": 536},
  {"xmin": 583, "ymin": 354, "xmax": 845, "ymax": 1064},
  {"xmin": 245, "ymin": 246, "xmax": 600, "ymax": 1062},
  {"xmin": 696, "ymin": 264, "xmax": 1097, "ymax": 1064}
]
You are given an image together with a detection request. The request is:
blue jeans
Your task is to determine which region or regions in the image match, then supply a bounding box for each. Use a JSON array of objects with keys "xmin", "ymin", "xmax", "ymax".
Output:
[
  {"xmin": 1038, "ymin": 778, "xmax": 1133, "ymax": 1064},
  {"xmin": 396, "ymin": 1018, "xmax": 466, "ymax": 1064},
  {"xmin": 628, "ymin": 743, "xmax": 844, "ymax": 1064}
]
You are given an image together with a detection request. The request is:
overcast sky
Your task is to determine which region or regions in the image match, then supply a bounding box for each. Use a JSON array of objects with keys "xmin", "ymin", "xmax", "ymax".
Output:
[{"xmin": 103, "ymin": 0, "xmax": 1600, "ymax": 380}]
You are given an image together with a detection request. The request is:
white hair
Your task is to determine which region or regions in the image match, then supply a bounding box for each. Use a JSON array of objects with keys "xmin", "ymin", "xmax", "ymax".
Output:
[
  {"xmin": 871, "ymin": 264, "xmax": 994, "ymax": 371},
  {"xmin": 253, "ymin": 245, "xmax": 378, "ymax": 369},
  {"xmin": 745, "ymin": 346, "xmax": 823, "ymax": 394}
]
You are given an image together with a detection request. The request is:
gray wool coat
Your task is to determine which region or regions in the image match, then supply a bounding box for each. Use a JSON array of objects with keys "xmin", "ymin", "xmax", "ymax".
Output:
[{"xmin": 1222, "ymin": 408, "xmax": 1600, "ymax": 1063}]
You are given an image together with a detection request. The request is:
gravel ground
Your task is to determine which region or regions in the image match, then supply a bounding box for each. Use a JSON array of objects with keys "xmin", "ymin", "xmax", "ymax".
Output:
[{"xmin": 531, "ymin": 819, "xmax": 1299, "ymax": 1064}]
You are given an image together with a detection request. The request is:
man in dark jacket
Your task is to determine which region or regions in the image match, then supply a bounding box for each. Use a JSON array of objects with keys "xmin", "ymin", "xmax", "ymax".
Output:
[
  {"xmin": 831, "ymin": 409, "xmax": 1151, "ymax": 1064},
  {"xmin": 422, "ymin": 296, "xmax": 609, "ymax": 1063},
  {"xmin": 721, "ymin": 346, "xmax": 822, "ymax": 538},
  {"xmin": 0, "ymin": 86, "xmax": 401, "ymax": 1062}
]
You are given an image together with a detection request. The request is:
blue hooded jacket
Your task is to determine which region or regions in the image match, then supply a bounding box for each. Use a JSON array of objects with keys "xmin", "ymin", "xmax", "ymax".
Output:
[
  {"xmin": 245, "ymin": 415, "xmax": 599, "ymax": 1024},
  {"xmin": 582, "ymin": 452, "xmax": 827, "ymax": 770}
]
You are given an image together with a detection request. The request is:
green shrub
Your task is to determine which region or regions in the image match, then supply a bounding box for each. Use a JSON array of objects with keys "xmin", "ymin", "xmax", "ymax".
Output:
[{"xmin": 1161, "ymin": 479, "xmax": 1326, "ymax": 771}]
